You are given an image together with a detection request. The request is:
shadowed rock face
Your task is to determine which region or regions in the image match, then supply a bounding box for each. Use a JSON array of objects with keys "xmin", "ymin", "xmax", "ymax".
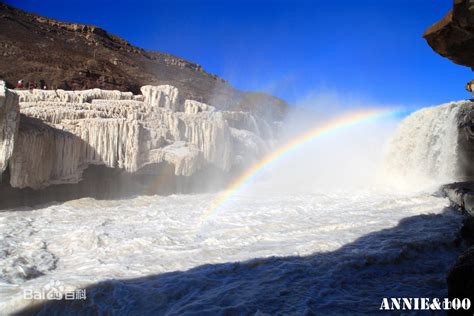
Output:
[
  {"xmin": 424, "ymin": 3, "xmax": 474, "ymax": 308},
  {"xmin": 447, "ymin": 218, "xmax": 474, "ymax": 316},
  {"xmin": 0, "ymin": 2, "xmax": 287, "ymax": 120},
  {"xmin": 440, "ymin": 105, "xmax": 474, "ymax": 215},
  {"xmin": 456, "ymin": 104, "xmax": 474, "ymax": 180},
  {"xmin": 424, "ymin": 0, "xmax": 474, "ymax": 70}
]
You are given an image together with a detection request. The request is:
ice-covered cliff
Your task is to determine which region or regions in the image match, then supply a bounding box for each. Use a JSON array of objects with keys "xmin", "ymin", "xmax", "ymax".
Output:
[
  {"xmin": 0, "ymin": 81, "xmax": 19, "ymax": 177},
  {"xmin": 0, "ymin": 83, "xmax": 277, "ymax": 190}
]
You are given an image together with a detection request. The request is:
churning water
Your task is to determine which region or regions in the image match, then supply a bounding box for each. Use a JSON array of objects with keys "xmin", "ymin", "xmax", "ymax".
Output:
[
  {"xmin": 380, "ymin": 102, "xmax": 461, "ymax": 191},
  {"xmin": 0, "ymin": 103, "xmax": 467, "ymax": 314}
]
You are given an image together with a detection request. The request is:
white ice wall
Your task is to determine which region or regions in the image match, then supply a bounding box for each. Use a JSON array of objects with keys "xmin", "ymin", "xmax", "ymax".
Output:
[
  {"xmin": 0, "ymin": 81, "xmax": 19, "ymax": 176},
  {"xmin": 8, "ymin": 84, "xmax": 274, "ymax": 189}
]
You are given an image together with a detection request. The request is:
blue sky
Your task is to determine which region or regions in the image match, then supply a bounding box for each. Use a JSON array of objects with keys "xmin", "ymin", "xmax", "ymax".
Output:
[{"xmin": 7, "ymin": 0, "xmax": 473, "ymax": 107}]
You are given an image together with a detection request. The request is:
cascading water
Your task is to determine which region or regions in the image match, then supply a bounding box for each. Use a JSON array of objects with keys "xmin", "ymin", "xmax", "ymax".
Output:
[
  {"xmin": 0, "ymin": 104, "xmax": 467, "ymax": 314},
  {"xmin": 380, "ymin": 102, "xmax": 461, "ymax": 192}
]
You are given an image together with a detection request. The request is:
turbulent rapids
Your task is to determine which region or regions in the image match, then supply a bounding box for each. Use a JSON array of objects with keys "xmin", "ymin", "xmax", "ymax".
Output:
[{"xmin": 0, "ymin": 102, "xmax": 469, "ymax": 314}]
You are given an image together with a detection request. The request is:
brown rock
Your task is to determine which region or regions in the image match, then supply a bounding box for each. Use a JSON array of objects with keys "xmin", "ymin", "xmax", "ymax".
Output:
[
  {"xmin": 423, "ymin": 0, "xmax": 474, "ymax": 70},
  {"xmin": 0, "ymin": 2, "xmax": 287, "ymax": 119}
]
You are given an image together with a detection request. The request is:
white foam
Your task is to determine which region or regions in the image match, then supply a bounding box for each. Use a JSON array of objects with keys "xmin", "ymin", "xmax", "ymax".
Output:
[
  {"xmin": 380, "ymin": 102, "xmax": 461, "ymax": 192},
  {"xmin": 0, "ymin": 190, "xmax": 457, "ymax": 313}
]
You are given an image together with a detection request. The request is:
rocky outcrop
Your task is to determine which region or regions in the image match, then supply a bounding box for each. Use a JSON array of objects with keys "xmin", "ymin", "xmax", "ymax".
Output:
[
  {"xmin": 442, "ymin": 192, "xmax": 474, "ymax": 315},
  {"xmin": 0, "ymin": 81, "xmax": 19, "ymax": 176},
  {"xmin": 424, "ymin": 2, "xmax": 474, "ymax": 309},
  {"xmin": 444, "ymin": 182, "xmax": 474, "ymax": 216},
  {"xmin": 1, "ymin": 83, "xmax": 276, "ymax": 190},
  {"xmin": 423, "ymin": 0, "xmax": 474, "ymax": 70},
  {"xmin": 442, "ymin": 184, "xmax": 474, "ymax": 315},
  {"xmin": 0, "ymin": 2, "xmax": 287, "ymax": 120},
  {"xmin": 440, "ymin": 104, "xmax": 474, "ymax": 305}
]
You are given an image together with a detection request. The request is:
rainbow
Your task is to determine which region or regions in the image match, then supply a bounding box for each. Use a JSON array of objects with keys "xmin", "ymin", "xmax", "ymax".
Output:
[{"xmin": 200, "ymin": 107, "xmax": 403, "ymax": 226}]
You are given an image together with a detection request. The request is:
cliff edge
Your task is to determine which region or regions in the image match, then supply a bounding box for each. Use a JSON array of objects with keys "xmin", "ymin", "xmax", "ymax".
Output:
[
  {"xmin": 424, "ymin": 1, "xmax": 474, "ymax": 310},
  {"xmin": 424, "ymin": 0, "xmax": 474, "ymax": 70}
]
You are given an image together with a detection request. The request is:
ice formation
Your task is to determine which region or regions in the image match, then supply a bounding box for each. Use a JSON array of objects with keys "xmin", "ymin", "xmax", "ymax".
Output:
[
  {"xmin": 0, "ymin": 81, "xmax": 276, "ymax": 189},
  {"xmin": 0, "ymin": 81, "xmax": 19, "ymax": 176}
]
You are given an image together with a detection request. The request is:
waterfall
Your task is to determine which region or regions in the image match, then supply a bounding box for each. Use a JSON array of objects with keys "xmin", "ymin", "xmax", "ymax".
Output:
[{"xmin": 380, "ymin": 102, "xmax": 461, "ymax": 191}]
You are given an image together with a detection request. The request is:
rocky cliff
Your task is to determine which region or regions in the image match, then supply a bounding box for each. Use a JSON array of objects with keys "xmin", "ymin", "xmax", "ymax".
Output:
[
  {"xmin": 424, "ymin": 0, "xmax": 474, "ymax": 70},
  {"xmin": 440, "ymin": 107, "xmax": 474, "ymax": 307},
  {"xmin": 0, "ymin": 2, "xmax": 287, "ymax": 120},
  {"xmin": 424, "ymin": 1, "xmax": 474, "ymax": 309},
  {"xmin": 0, "ymin": 81, "xmax": 277, "ymax": 206}
]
